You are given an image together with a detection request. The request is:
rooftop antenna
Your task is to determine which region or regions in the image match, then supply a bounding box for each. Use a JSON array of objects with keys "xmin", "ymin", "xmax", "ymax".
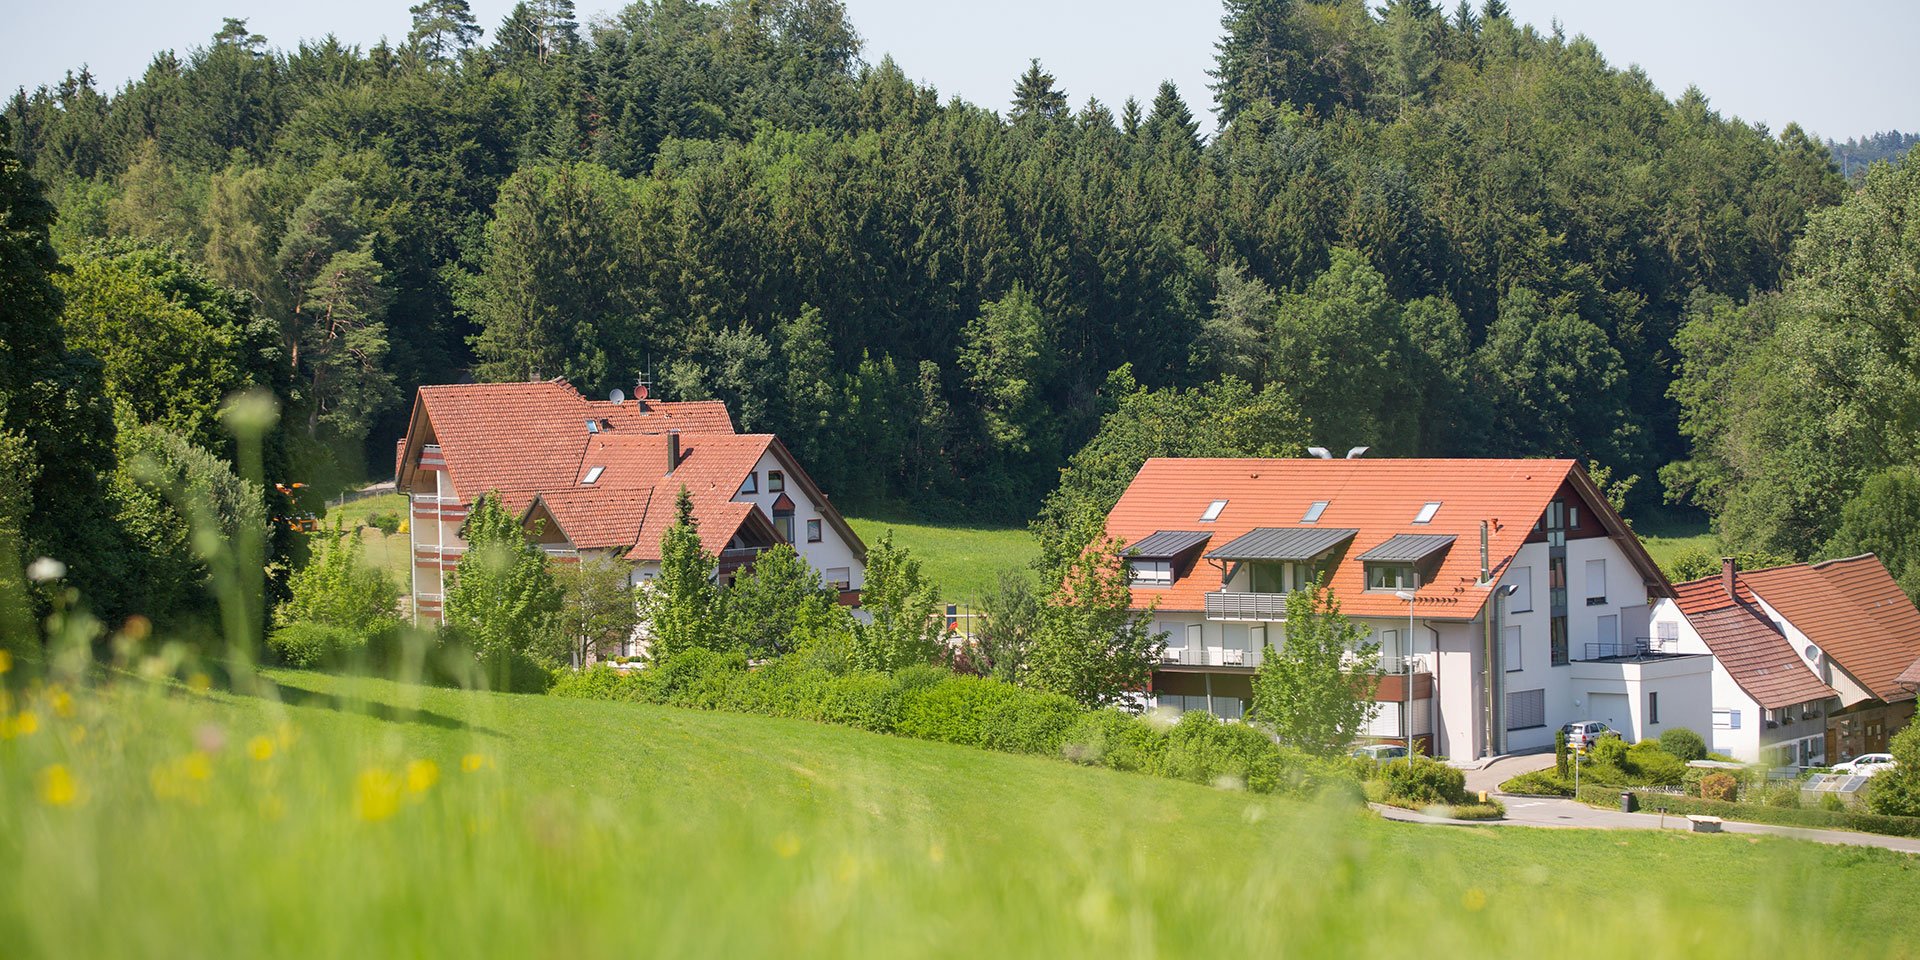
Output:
[
  {"xmin": 1306, "ymin": 446, "xmax": 1333, "ymax": 459},
  {"xmin": 1345, "ymin": 446, "xmax": 1370, "ymax": 459}
]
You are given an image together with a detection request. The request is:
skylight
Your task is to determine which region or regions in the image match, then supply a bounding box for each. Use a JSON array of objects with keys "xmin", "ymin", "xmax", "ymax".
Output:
[
  {"xmin": 1302, "ymin": 500, "xmax": 1329, "ymax": 523},
  {"xmin": 1200, "ymin": 499, "xmax": 1228, "ymax": 522},
  {"xmin": 1413, "ymin": 501, "xmax": 1442, "ymax": 524},
  {"xmin": 582, "ymin": 466, "xmax": 605, "ymax": 485},
  {"xmin": 585, "ymin": 419, "xmax": 601, "ymax": 434}
]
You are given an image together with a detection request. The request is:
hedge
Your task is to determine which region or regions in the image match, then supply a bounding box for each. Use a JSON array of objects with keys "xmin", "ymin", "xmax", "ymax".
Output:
[
  {"xmin": 551, "ymin": 655, "xmax": 1363, "ymax": 803},
  {"xmin": 1595, "ymin": 789, "xmax": 1920, "ymax": 839}
]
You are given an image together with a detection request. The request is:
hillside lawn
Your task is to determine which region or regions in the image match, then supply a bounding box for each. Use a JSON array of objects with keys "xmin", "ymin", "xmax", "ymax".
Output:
[{"xmin": 4, "ymin": 668, "xmax": 1917, "ymax": 957}]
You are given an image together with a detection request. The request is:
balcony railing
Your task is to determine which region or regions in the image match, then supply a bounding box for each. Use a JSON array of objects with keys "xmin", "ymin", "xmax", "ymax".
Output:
[
  {"xmin": 1578, "ymin": 636, "xmax": 1677, "ymax": 661},
  {"xmin": 1204, "ymin": 591, "xmax": 1290, "ymax": 621},
  {"xmin": 1159, "ymin": 646, "xmax": 1262, "ymax": 669}
]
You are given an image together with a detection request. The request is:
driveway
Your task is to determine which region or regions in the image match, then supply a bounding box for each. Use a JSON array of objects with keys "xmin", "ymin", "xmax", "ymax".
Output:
[
  {"xmin": 1461, "ymin": 750, "xmax": 1556, "ymax": 795},
  {"xmin": 1374, "ymin": 796, "xmax": 1920, "ymax": 855}
]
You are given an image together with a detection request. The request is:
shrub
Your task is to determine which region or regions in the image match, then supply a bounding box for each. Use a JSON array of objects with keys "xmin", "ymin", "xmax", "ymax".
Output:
[
  {"xmin": 268, "ymin": 622, "xmax": 363, "ymax": 668},
  {"xmin": 1867, "ymin": 722, "xmax": 1920, "ymax": 817},
  {"xmin": 366, "ymin": 511, "xmax": 401, "ymax": 535},
  {"xmin": 1381, "ymin": 755, "xmax": 1467, "ymax": 806},
  {"xmin": 1700, "ymin": 772, "xmax": 1739, "ymax": 801},
  {"xmin": 1063, "ymin": 709, "xmax": 1167, "ymax": 773},
  {"xmin": 1609, "ymin": 790, "xmax": 1920, "ymax": 839},
  {"xmin": 549, "ymin": 663, "xmax": 650, "ymax": 701},
  {"xmin": 895, "ymin": 676, "xmax": 1080, "ymax": 755},
  {"xmin": 1589, "ymin": 734, "xmax": 1628, "ymax": 768},
  {"xmin": 1160, "ymin": 712, "xmax": 1285, "ymax": 791},
  {"xmin": 1658, "ymin": 727, "xmax": 1708, "ymax": 762},
  {"xmin": 1761, "ymin": 783, "xmax": 1801, "ymax": 808},
  {"xmin": 1821, "ymin": 792, "xmax": 1847, "ymax": 812},
  {"xmin": 1554, "ymin": 729, "xmax": 1569, "ymax": 778},
  {"xmin": 1624, "ymin": 740, "xmax": 1687, "ymax": 785},
  {"xmin": 1448, "ymin": 800, "xmax": 1506, "ymax": 820},
  {"xmin": 1501, "ymin": 768, "xmax": 1574, "ymax": 796}
]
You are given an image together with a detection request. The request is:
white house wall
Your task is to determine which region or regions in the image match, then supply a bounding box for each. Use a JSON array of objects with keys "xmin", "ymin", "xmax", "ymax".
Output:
[{"xmin": 739, "ymin": 450, "xmax": 864, "ymax": 590}]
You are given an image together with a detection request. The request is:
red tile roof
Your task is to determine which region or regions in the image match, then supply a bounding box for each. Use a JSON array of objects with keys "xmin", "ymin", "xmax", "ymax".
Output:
[
  {"xmin": 1104, "ymin": 458, "xmax": 1667, "ymax": 620},
  {"xmin": 1671, "ymin": 577, "xmax": 1837, "ymax": 709},
  {"xmin": 397, "ymin": 378, "xmax": 733, "ymax": 514},
  {"xmin": 1737, "ymin": 555, "xmax": 1920, "ymax": 703},
  {"xmin": 1899, "ymin": 656, "xmax": 1920, "ymax": 689}
]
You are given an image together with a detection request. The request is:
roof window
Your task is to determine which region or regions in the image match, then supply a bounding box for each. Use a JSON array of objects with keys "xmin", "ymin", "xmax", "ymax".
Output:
[
  {"xmin": 1200, "ymin": 499, "xmax": 1228, "ymax": 522},
  {"xmin": 585, "ymin": 419, "xmax": 601, "ymax": 434},
  {"xmin": 1413, "ymin": 501, "xmax": 1442, "ymax": 524},
  {"xmin": 1302, "ymin": 500, "xmax": 1329, "ymax": 523},
  {"xmin": 582, "ymin": 466, "xmax": 605, "ymax": 485}
]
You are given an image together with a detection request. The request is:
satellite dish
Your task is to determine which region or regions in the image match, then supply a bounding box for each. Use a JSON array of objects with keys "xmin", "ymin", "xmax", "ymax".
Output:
[{"xmin": 609, "ymin": 388, "xmax": 626, "ymax": 404}]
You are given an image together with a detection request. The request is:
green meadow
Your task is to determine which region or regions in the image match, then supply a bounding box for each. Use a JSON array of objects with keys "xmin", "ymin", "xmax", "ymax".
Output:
[
  {"xmin": 2, "ymin": 662, "xmax": 1915, "ymax": 958},
  {"xmin": 843, "ymin": 516, "xmax": 1038, "ymax": 601}
]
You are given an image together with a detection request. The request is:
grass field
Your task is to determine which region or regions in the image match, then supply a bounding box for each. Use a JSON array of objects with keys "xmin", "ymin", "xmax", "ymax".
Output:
[
  {"xmin": 1630, "ymin": 515, "xmax": 1719, "ymax": 579},
  {"xmin": 2, "ymin": 663, "xmax": 1916, "ymax": 957},
  {"xmin": 844, "ymin": 516, "xmax": 1038, "ymax": 601},
  {"xmin": 319, "ymin": 493, "xmax": 411, "ymax": 584}
]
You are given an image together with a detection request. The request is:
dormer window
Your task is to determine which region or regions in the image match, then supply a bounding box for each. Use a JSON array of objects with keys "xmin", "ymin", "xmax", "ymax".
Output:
[
  {"xmin": 581, "ymin": 466, "xmax": 605, "ymax": 485},
  {"xmin": 1302, "ymin": 500, "xmax": 1329, "ymax": 523},
  {"xmin": 1366, "ymin": 563, "xmax": 1417, "ymax": 591},
  {"xmin": 1413, "ymin": 501, "xmax": 1441, "ymax": 524},
  {"xmin": 1200, "ymin": 500, "xmax": 1228, "ymax": 522},
  {"xmin": 1129, "ymin": 559, "xmax": 1172, "ymax": 586}
]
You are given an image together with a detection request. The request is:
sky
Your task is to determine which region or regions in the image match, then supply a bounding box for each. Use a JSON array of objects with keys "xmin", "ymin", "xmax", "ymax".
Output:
[{"xmin": 3, "ymin": 0, "xmax": 1915, "ymax": 142}]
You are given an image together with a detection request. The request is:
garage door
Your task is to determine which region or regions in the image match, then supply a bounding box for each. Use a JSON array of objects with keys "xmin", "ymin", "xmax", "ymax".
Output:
[{"xmin": 1589, "ymin": 693, "xmax": 1630, "ymax": 740}]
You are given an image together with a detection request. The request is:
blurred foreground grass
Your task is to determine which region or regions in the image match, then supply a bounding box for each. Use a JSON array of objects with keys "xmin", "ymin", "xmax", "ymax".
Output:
[{"xmin": 1, "ymin": 662, "xmax": 1916, "ymax": 958}]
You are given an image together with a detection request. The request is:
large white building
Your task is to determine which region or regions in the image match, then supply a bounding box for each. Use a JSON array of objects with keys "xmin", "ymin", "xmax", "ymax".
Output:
[
  {"xmin": 1104, "ymin": 457, "xmax": 1707, "ymax": 759},
  {"xmin": 392, "ymin": 379, "xmax": 865, "ymax": 649}
]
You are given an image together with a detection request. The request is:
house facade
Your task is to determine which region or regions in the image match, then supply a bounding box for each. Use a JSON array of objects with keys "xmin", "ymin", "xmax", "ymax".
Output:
[
  {"xmin": 392, "ymin": 379, "xmax": 864, "ymax": 645},
  {"xmin": 1654, "ymin": 555, "xmax": 1920, "ymax": 766},
  {"xmin": 1105, "ymin": 457, "xmax": 1704, "ymax": 759}
]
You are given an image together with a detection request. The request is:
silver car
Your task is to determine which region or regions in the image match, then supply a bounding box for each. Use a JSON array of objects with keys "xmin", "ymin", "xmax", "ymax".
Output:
[
  {"xmin": 1832, "ymin": 753, "xmax": 1896, "ymax": 776},
  {"xmin": 1561, "ymin": 720, "xmax": 1613, "ymax": 750}
]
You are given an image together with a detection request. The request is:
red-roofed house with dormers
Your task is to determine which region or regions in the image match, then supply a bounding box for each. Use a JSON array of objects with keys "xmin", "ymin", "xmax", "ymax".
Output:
[
  {"xmin": 1104, "ymin": 456, "xmax": 1702, "ymax": 760},
  {"xmin": 393, "ymin": 379, "xmax": 864, "ymax": 645},
  {"xmin": 1654, "ymin": 555, "xmax": 1920, "ymax": 766}
]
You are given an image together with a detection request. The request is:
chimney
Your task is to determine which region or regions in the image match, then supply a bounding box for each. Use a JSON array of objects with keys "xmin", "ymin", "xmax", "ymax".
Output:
[
  {"xmin": 666, "ymin": 430, "xmax": 681, "ymax": 475},
  {"xmin": 1721, "ymin": 556, "xmax": 1737, "ymax": 600},
  {"xmin": 1480, "ymin": 520, "xmax": 1490, "ymax": 584}
]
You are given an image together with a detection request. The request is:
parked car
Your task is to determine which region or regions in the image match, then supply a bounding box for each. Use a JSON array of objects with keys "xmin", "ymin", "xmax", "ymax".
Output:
[
  {"xmin": 1560, "ymin": 721, "xmax": 1615, "ymax": 750},
  {"xmin": 1352, "ymin": 744, "xmax": 1409, "ymax": 761},
  {"xmin": 1831, "ymin": 753, "xmax": 1897, "ymax": 776}
]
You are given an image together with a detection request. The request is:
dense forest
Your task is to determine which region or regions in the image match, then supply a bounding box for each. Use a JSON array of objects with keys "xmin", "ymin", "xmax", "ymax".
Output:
[
  {"xmin": 1828, "ymin": 131, "xmax": 1918, "ymax": 178},
  {"xmin": 4, "ymin": 0, "xmax": 1918, "ymax": 627}
]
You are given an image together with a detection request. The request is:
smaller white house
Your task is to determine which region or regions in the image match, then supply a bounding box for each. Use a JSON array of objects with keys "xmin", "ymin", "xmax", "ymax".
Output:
[{"xmin": 1654, "ymin": 563, "xmax": 1840, "ymax": 766}]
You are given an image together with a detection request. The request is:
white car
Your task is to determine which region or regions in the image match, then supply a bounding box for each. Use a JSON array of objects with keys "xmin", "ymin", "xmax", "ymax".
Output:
[
  {"xmin": 1352, "ymin": 744, "xmax": 1409, "ymax": 761},
  {"xmin": 1831, "ymin": 753, "xmax": 1897, "ymax": 776}
]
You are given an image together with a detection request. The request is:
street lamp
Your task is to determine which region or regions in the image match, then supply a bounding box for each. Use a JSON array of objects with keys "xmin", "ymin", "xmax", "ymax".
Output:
[{"xmin": 1395, "ymin": 578, "xmax": 1418, "ymax": 756}]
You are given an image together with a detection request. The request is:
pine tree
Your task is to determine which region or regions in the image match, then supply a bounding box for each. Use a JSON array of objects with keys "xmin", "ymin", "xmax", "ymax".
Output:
[
  {"xmin": 408, "ymin": 0, "xmax": 484, "ymax": 63},
  {"xmin": 297, "ymin": 242, "xmax": 395, "ymax": 441},
  {"xmin": 1210, "ymin": 0, "xmax": 1302, "ymax": 125},
  {"xmin": 1009, "ymin": 59, "xmax": 1068, "ymax": 124},
  {"xmin": 640, "ymin": 487, "xmax": 719, "ymax": 663},
  {"xmin": 1144, "ymin": 81, "xmax": 1200, "ymax": 151}
]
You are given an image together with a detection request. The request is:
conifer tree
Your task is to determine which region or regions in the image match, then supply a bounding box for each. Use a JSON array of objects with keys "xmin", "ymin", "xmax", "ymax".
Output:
[
  {"xmin": 1009, "ymin": 58, "xmax": 1068, "ymax": 124},
  {"xmin": 640, "ymin": 487, "xmax": 719, "ymax": 663},
  {"xmin": 408, "ymin": 0, "xmax": 484, "ymax": 63}
]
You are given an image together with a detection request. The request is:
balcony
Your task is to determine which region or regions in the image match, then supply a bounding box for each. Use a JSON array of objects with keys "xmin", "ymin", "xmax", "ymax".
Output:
[
  {"xmin": 1204, "ymin": 591, "xmax": 1289, "ymax": 621},
  {"xmin": 718, "ymin": 546, "xmax": 765, "ymax": 574},
  {"xmin": 1577, "ymin": 636, "xmax": 1679, "ymax": 662},
  {"xmin": 1158, "ymin": 646, "xmax": 1263, "ymax": 670}
]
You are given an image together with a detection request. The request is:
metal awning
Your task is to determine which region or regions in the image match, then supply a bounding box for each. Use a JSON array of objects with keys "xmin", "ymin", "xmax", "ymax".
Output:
[
  {"xmin": 1126, "ymin": 530, "xmax": 1212, "ymax": 559},
  {"xmin": 1358, "ymin": 534, "xmax": 1457, "ymax": 563},
  {"xmin": 1203, "ymin": 527, "xmax": 1358, "ymax": 562}
]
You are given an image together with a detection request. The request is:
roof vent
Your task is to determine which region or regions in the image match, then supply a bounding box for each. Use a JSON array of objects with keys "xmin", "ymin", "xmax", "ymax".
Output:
[
  {"xmin": 1306, "ymin": 447, "xmax": 1332, "ymax": 459},
  {"xmin": 1345, "ymin": 446, "xmax": 1370, "ymax": 459}
]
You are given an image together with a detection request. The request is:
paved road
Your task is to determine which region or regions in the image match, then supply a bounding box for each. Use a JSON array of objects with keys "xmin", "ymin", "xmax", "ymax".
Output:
[{"xmin": 1373, "ymin": 796, "xmax": 1920, "ymax": 854}]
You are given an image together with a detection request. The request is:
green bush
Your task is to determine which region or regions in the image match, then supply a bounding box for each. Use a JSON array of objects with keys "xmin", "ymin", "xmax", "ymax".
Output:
[
  {"xmin": 1658, "ymin": 727, "xmax": 1708, "ymax": 762},
  {"xmin": 1160, "ymin": 712, "xmax": 1282, "ymax": 791},
  {"xmin": 895, "ymin": 675, "xmax": 1080, "ymax": 756},
  {"xmin": 267, "ymin": 622, "xmax": 364, "ymax": 668},
  {"xmin": 1760, "ymin": 783, "xmax": 1801, "ymax": 809},
  {"xmin": 366, "ymin": 511, "xmax": 401, "ymax": 535},
  {"xmin": 1448, "ymin": 800, "xmax": 1506, "ymax": 820},
  {"xmin": 1624, "ymin": 740, "xmax": 1687, "ymax": 785},
  {"xmin": 1381, "ymin": 755, "xmax": 1468, "ymax": 806},
  {"xmin": 1554, "ymin": 729, "xmax": 1569, "ymax": 778},
  {"xmin": 1821, "ymin": 792, "xmax": 1847, "ymax": 812},
  {"xmin": 1500, "ymin": 768, "xmax": 1574, "ymax": 796},
  {"xmin": 1589, "ymin": 734, "xmax": 1628, "ymax": 768},
  {"xmin": 1063, "ymin": 709, "xmax": 1168, "ymax": 773},
  {"xmin": 1867, "ymin": 722, "xmax": 1920, "ymax": 817},
  {"xmin": 549, "ymin": 663, "xmax": 651, "ymax": 701},
  {"xmin": 1699, "ymin": 772, "xmax": 1739, "ymax": 801}
]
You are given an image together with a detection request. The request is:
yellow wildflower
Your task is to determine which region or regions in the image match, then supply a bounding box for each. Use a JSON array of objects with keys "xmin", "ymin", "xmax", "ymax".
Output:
[
  {"xmin": 1463, "ymin": 888, "xmax": 1488, "ymax": 912},
  {"xmin": 773, "ymin": 833, "xmax": 801, "ymax": 858},
  {"xmin": 68, "ymin": 725, "xmax": 86, "ymax": 745},
  {"xmin": 0, "ymin": 649, "xmax": 11, "ymax": 674},
  {"xmin": 50, "ymin": 687, "xmax": 74, "ymax": 718},
  {"xmin": 181, "ymin": 751, "xmax": 213, "ymax": 781},
  {"xmin": 38, "ymin": 764, "xmax": 79, "ymax": 807},
  {"xmin": 187, "ymin": 673, "xmax": 212, "ymax": 694},
  {"xmin": 405, "ymin": 759, "xmax": 440, "ymax": 794},
  {"xmin": 355, "ymin": 767, "xmax": 402, "ymax": 822},
  {"xmin": 460, "ymin": 753, "xmax": 493, "ymax": 773},
  {"xmin": 9, "ymin": 710, "xmax": 40, "ymax": 738},
  {"xmin": 247, "ymin": 735, "xmax": 275, "ymax": 762}
]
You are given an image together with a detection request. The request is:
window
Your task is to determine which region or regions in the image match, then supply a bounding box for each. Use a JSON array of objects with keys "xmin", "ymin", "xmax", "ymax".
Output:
[
  {"xmin": 1648, "ymin": 691, "xmax": 1660, "ymax": 726},
  {"xmin": 1129, "ymin": 559, "xmax": 1172, "ymax": 586},
  {"xmin": 581, "ymin": 465, "xmax": 605, "ymax": 485},
  {"xmin": 825, "ymin": 567, "xmax": 851, "ymax": 589},
  {"xmin": 1508, "ymin": 566, "xmax": 1533, "ymax": 612},
  {"xmin": 1413, "ymin": 501, "xmax": 1442, "ymax": 524},
  {"xmin": 1569, "ymin": 506, "xmax": 1580, "ymax": 529},
  {"xmin": 1507, "ymin": 689, "xmax": 1546, "ymax": 730},
  {"xmin": 776, "ymin": 516, "xmax": 794, "ymax": 541},
  {"xmin": 1585, "ymin": 558, "xmax": 1607, "ymax": 604},
  {"xmin": 1504, "ymin": 625, "xmax": 1523, "ymax": 672},
  {"xmin": 740, "ymin": 472, "xmax": 758, "ymax": 495},
  {"xmin": 806, "ymin": 519, "xmax": 822, "ymax": 542},
  {"xmin": 1366, "ymin": 563, "xmax": 1416, "ymax": 591},
  {"xmin": 1380, "ymin": 628, "xmax": 1401, "ymax": 664},
  {"xmin": 1301, "ymin": 500, "xmax": 1329, "ymax": 523},
  {"xmin": 1186, "ymin": 623, "xmax": 1203, "ymax": 650},
  {"xmin": 1550, "ymin": 617, "xmax": 1568, "ymax": 666},
  {"xmin": 1250, "ymin": 624, "xmax": 1268, "ymax": 650},
  {"xmin": 1713, "ymin": 708, "xmax": 1741, "ymax": 730},
  {"xmin": 1200, "ymin": 499, "xmax": 1228, "ymax": 522},
  {"xmin": 1657, "ymin": 621, "xmax": 1680, "ymax": 643},
  {"xmin": 767, "ymin": 470, "xmax": 785, "ymax": 493},
  {"xmin": 1249, "ymin": 562, "xmax": 1287, "ymax": 593}
]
